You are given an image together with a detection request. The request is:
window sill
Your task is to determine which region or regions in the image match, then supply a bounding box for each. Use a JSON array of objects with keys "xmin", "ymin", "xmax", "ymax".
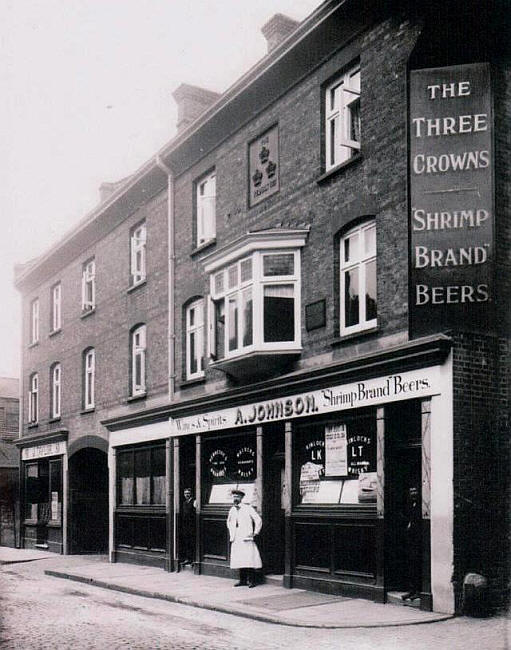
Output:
[
  {"xmin": 127, "ymin": 392, "xmax": 147, "ymax": 403},
  {"xmin": 316, "ymin": 153, "xmax": 362, "ymax": 185},
  {"xmin": 80, "ymin": 407, "xmax": 95, "ymax": 415},
  {"xmin": 331, "ymin": 326, "xmax": 379, "ymax": 347},
  {"xmin": 28, "ymin": 341, "xmax": 39, "ymax": 349},
  {"xmin": 191, "ymin": 238, "xmax": 216, "ymax": 257},
  {"xmin": 48, "ymin": 417, "xmax": 61, "ymax": 424},
  {"xmin": 127, "ymin": 279, "xmax": 147, "ymax": 293},
  {"xmin": 49, "ymin": 328, "xmax": 62, "ymax": 338},
  {"xmin": 80, "ymin": 308, "xmax": 96, "ymax": 319},
  {"xmin": 27, "ymin": 423, "xmax": 39, "ymax": 429},
  {"xmin": 180, "ymin": 376, "xmax": 206, "ymax": 388}
]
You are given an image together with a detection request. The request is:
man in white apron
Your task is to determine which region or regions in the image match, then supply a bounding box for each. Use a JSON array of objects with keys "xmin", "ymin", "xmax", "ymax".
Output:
[{"xmin": 227, "ymin": 488, "xmax": 262, "ymax": 588}]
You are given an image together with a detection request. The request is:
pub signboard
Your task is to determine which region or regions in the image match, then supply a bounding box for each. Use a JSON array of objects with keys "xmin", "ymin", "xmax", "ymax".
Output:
[{"xmin": 409, "ymin": 63, "xmax": 494, "ymax": 337}]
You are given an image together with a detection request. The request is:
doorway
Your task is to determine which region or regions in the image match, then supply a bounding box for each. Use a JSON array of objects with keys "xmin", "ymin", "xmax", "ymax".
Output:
[
  {"xmin": 69, "ymin": 447, "xmax": 108, "ymax": 554},
  {"xmin": 262, "ymin": 426, "xmax": 285, "ymax": 575},
  {"xmin": 385, "ymin": 401, "xmax": 423, "ymax": 594}
]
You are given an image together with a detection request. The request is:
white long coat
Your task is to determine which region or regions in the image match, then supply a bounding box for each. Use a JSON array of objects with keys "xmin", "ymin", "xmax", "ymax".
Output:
[{"xmin": 227, "ymin": 503, "xmax": 262, "ymax": 569}]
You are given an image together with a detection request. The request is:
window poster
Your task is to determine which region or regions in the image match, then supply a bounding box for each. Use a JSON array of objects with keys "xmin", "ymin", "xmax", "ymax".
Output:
[
  {"xmin": 325, "ymin": 424, "xmax": 347, "ymax": 476},
  {"xmin": 249, "ymin": 125, "xmax": 279, "ymax": 207}
]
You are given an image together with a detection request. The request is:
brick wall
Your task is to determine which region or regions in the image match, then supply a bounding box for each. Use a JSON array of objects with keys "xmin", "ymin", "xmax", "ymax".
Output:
[{"xmin": 20, "ymin": 190, "xmax": 168, "ymax": 448}]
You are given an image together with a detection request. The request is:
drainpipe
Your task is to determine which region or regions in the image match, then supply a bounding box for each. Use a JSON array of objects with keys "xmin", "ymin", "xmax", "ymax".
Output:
[{"xmin": 155, "ymin": 156, "xmax": 175, "ymax": 402}]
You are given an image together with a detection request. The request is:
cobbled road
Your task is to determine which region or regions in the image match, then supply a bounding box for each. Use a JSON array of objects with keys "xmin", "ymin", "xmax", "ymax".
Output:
[{"xmin": 0, "ymin": 557, "xmax": 508, "ymax": 650}]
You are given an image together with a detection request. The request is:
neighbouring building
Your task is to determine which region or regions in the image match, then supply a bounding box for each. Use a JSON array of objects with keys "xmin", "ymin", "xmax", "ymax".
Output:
[
  {"xmin": 0, "ymin": 377, "xmax": 20, "ymax": 547},
  {"xmin": 14, "ymin": 0, "xmax": 510, "ymax": 615}
]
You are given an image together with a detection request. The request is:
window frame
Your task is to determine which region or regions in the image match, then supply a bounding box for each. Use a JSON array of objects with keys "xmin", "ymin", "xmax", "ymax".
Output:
[
  {"xmin": 28, "ymin": 373, "xmax": 38, "ymax": 424},
  {"xmin": 325, "ymin": 63, "xmax": 361, "ymax": 171},
  {"xmin": 81, "ymin": 258, "xmax": 96, "ymax": 312},
  {"xmin": 195, "ymin": 170, "xmax": 216, "ymax": 247},
  {"xmin": 50, "ymin": 363, "xmax": 61, "ymax": 419},
  {"xmin": 131, "ymin": 324, "xmax": 147, "ymax": 396},
  {"xmin": 116, "ymin": 443, "xmax": 166, "ymax": 507},
  {"xmin": 83, "ymin": 348, "xmax": 95, "ymax": 410},
  {"xmin": 51, "ymin": 283, "xmax": 61, "ymax": 332},
  {"xmin": 30, "ymin": 298, "xmax": 39, "ymax": 345},
  {"xmin": 339, "ymin": 220, "xmax": 377, "ymax": 336},
  {"xmin": 209, "ymin": 248, "xmax": 301, "ymax": 361},
  {"xmin": 185, "ymin": 299, "xmax": 205, "ymax": 380},
  {"xmin": 130, "ymin": 221, "xmax": 147, "ymax": 286}
]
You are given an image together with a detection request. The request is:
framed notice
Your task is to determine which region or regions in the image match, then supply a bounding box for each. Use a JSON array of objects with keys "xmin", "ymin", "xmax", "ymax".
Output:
[{"xmin": 325, "ymin": 424, "xmax": 347, "ymax": 476}]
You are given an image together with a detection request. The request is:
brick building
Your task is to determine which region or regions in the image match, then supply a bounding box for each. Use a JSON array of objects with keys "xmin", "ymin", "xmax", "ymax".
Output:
[
  {"xmin": 14, "ymin": 0, "xmax": 510, "ymax": 615},
  {"xmin": 0, "ymin": 377, "xmax": 20, "ymax": 547}
]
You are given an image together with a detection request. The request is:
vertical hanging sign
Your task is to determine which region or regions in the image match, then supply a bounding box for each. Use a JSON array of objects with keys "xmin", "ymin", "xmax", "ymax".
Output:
[{"xmin": 409, "ymin": 63, "xmax": 494, "ymax": 337}]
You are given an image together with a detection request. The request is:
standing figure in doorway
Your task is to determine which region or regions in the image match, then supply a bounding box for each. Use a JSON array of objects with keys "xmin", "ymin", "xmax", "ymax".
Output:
[
  {"xmin": 180, "ymin": 488, "xmax": 196, "ymax": 565},
  {"xmin": 227, "ymin": 488, "xmax": 262, "ymax": 588},
  {"xmin": 402, "ymin": 485, "xmax": 422, "ymax": 601}
]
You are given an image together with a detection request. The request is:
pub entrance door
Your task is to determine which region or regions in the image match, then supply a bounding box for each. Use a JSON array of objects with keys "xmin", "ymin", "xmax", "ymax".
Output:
[
  {"xmin": 384, "ymin": 401, "xmax": 423, "ymax": 595},
  {"xmin": 69, "ymin": 448, "xmax": 108, "ymax": 554},
  {"xmin": 262, "ymin": 427, "xmax": 285, "ymax": 576}
]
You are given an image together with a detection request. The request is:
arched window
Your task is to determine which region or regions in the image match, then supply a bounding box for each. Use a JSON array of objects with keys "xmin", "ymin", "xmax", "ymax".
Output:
[
  {"xmin": 185, "ymin": 299, "xmax": 205, "ymax": 380},
  {"xmin": 28, "ymin": 373, "xmax": 38, "ymax": 424},
  {"xmin": 131, "ymin": 325, "xmax": 146, "ymax": 396},
  {"xmin": 339, "ymin": 219, "xmax": 377, "ymax": 335},
  {"xmin": 50, "ymin": 363, "xmax": 61, "ymax": 419},
  {"xmin": 83, "ymin": 348, "xmax": 95, "ymax": 410}
]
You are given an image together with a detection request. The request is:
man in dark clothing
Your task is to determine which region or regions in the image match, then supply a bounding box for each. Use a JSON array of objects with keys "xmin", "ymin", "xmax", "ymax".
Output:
[
  {"xmin": 180, "ymin": 488, "xmax": 196, "ymax": 565},
  {"xmin": 402, "ymin": 486, "xmax": 422, "ymax": 601}
]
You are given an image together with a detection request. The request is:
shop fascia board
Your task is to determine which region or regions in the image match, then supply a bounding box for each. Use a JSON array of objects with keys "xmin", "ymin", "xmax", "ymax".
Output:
[
  {"xmin": 15, "ymin": 0, "xmax": 380, "ymax": 293},
  {"xmin": 14, "ymin": 429, "xmax": 69, "ymax": 448},
  {"xmin": 101, "ymin": 333, "xmax": 452, "ymax": 432}
]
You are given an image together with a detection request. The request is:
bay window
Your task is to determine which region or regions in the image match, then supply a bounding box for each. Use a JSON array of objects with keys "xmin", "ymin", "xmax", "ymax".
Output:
[
  {"xmin": 340, "ymin": 220, "xmax": 377, "ymax": 335},
  {"xmin": 325, "ymin": 63, "xmax": 361, "ymax": 170}
]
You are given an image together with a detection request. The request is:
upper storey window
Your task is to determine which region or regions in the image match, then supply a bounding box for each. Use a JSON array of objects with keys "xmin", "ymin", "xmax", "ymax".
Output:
[
  {"xmin": 325, "ymin": 64, "xmax": 361, "ymax": 170},
  {"xmin": 30, "ymin": 298, "xmax": 39, "ymax": 345},
  {"xmin": 131, "ymin": 324, "xmax": 147, "ymax": 396},
  {"xmin": 28, "ymin": 373, "xmax": 38, "ymax": 424},
  {"xmin": 204, "ymin": 230, "xmax": 308, "ymax": 376},
  {"xmin": 81, "ymin": 259, "xmax": 95, "ymax": 312},
  {"xmin": 196, "ymin": 171, "xmax": 216, "ymax": 247},
  {"xmin": 185, "ymin": 299, "xmax": 205, "ymax": 380},
  {"xmin": 51, "ymin": 283, "xmax": 61, "ymax": 332},
  {"xmin": 340, "ymin": 220, "xmax": 377, "ymax": 336},
  {"xmin": 83, "ymin": 348, "xmax": 95, "ymax": 410},
  {"xmin": 130, "ymin": 222, "xmax": 146, "ymax": 286}
]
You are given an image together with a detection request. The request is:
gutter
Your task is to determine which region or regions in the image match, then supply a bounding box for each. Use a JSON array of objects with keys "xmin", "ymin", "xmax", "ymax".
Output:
[{"xmin": 154, "ymin": 156, "xmax": 176, "ymax": 403}]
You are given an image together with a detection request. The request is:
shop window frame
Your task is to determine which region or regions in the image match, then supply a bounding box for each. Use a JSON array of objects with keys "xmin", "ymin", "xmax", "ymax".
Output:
[
  {"xmin": 23, "ymin": 456, "xmax": 62, "ymax": 524},
  {"xmin": 116, "ymin": 443, "xmax": 166, "ymax": 510}
]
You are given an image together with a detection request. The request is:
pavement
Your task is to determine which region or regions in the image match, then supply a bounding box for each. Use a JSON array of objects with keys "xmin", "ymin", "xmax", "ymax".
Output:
[{"xmin": 0, "ymin": 546, "xmax": 454, "ymax": 629}]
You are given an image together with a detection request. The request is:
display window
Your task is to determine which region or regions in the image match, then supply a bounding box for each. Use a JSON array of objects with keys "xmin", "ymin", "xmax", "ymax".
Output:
[
  {"xmin": 23, "ymin": 457, "xmax": 62, "ymax": 522},
  {"xmin": 294, "ymin": 413, "xmax": 376, "ymax": 506},
  {"xmin": 116, "ymin": 444, "xmax": 166, "ymax": 506},
  {"xmin": 202, "ymin": 433, "xmax": 256, "ymax": 505}
]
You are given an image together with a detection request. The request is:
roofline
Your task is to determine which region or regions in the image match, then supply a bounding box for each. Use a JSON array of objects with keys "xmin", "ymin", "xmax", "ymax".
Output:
[{"xmin": 14, "ymin": 0, "xmax": 343, "ymax": 289}]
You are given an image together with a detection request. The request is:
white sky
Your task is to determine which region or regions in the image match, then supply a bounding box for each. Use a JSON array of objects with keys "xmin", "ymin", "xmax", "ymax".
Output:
[{"xmin": 0, "ymin": 0, "xmax": 322, "ymax": 379}]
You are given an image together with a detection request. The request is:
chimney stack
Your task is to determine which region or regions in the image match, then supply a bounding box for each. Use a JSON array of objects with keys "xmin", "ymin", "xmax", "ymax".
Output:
[
  {"xmin": 172, "ymin": 84, "xmax": 221, "ymax": 133},
  {"xmin": 261, "ymin": 13, "xmax": 299, "ymax": 53},
  {"xmin": 99, "ymin": 176, "xmax": 131, "ymax": 203}
]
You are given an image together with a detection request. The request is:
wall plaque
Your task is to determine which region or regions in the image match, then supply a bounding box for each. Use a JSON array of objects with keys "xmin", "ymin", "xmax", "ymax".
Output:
[
  {"xmin": 409, "ymin": 63, "xmax": 494, "ymax": 337},
  {"xmin": 249, "ymin": 125, "xmax": 279, "ymax": 207}
]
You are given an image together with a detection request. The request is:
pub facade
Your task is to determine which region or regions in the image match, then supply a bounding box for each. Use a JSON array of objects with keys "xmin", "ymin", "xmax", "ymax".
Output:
[{"xmin": 16, "ymin": 0, "xmax": 509, "ymax": 616}]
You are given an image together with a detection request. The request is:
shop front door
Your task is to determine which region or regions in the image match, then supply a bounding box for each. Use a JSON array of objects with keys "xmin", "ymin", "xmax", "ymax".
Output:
[
  {"xmin": 385, "ymin": 444, "xmax": 422, "ymax": 593},
  {"xmin": 263, "ymin": 453, "xmax": 285, "ymax": 575}
]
